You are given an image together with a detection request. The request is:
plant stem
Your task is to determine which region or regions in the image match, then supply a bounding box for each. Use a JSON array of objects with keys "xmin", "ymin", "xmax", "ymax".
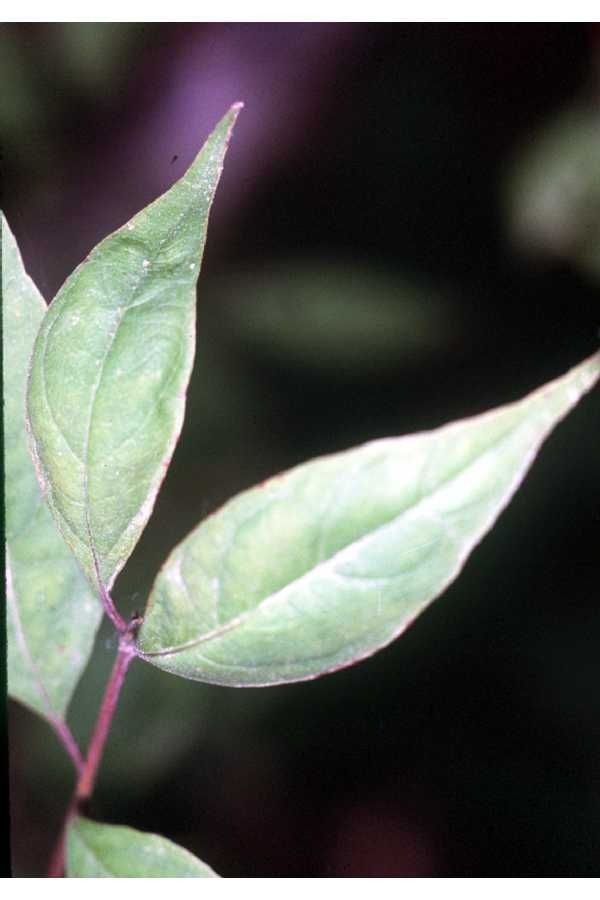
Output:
[
  {"xmin": 77, "ymin": 638, "xmax": 135, "ymax": 805},
  {"xmin": 99, "ymin": 582, "xmax": 128, "ymax": 634},
  {"xmin": 49, "ymin": 717, "xmax": 84, "ymax": 775},
  {"xmin": 47, "ymin": 619, "xmax": 140, "ymax": 877},
  {"xmin": 89, "ymin": 543, "xmax": 128, "ymax": 633}
]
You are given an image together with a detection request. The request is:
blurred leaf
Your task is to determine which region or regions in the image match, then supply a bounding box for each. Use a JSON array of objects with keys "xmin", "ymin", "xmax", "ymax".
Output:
[
  {"xmin": 138, "ymin": 352, "xmax": 599, "ymax": 686},
  {"xmin": 56, "ymin": 24, "xmax": 145, "ymax": 94},
  {"xmin": 214, "ymin": 261, "xmax": 457, "ymax": 375},
  {"xmin": 0, "ymin": 31, "xmax": 48, "ymax": 136},
  {"xmin": 505, "ymin": 102, "xmax": 600, "ymax": 278},
  {"xmin": 3, "ymin": 214, "xmax": 101, "ymax": 725},
  {"xmin": 26, "ymin": 105, "xmax": 241, "ymax": 595},
  {"xmin": 67, "ymin": 817, "xmax": 218, "ymax": 877}
]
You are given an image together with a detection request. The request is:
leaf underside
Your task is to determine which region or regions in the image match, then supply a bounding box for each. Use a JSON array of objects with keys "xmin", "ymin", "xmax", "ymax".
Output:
[
  {"xmin": 26, "ymin": 104, "xmax": 242, "ymax": 597},
  {"xmin": 3, "ymin": 214, "xmax": 101, "ymax": 722},
  {"xmin": 67, "ymin": 817, "xmax": 218, "ymax": 877},
  {"xmin": 137, "ymin": 352, "xmax": 599, "ymax": 687}
]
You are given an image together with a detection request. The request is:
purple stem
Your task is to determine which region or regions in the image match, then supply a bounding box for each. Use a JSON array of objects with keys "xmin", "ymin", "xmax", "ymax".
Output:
[
  {"xmin": 49, "ymin": 717, "xmax": 84, "ymax": 774},
  {"xmin": 100, "ymin": 582, "xmax": 128, "ymax": 634},
  {"xmin": 75, "ymin": 638, "xmax": 135, "ymax": 803},
  {"xmin": 91, "ymin": 547, "xmax": 127, "ymax": 633},
  {"xmin": 47, "ymin": 626, "xmax": 138, "ymax": 877}
]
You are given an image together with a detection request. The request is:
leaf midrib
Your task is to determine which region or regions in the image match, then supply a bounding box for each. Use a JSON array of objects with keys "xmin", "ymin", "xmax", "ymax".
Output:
[
  {"xmin": 140, "ymin": 413, "xmax": 530, "ymax": 660},
  {"xmin": 143, "ymin": 353, "xmax": 600, "ymax": 663},
  {"xmin": 39, "ymin": 201, "xmax": 198, "ymax": 591}
]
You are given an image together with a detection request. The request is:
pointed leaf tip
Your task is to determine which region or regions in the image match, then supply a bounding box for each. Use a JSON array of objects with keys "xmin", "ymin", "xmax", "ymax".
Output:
[
  {"xmin": 26, "ymin": 108, "xmax": 240, "ymax": 597},
  {"xmin": 138, "ymin": 351, "xmax": 599, "ymax": 687}
]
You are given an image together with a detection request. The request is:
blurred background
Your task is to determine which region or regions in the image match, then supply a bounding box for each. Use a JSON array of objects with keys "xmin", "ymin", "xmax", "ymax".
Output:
[{"xmin": 4, "ymin": 22, "xmax": 600, "ymax": 876}]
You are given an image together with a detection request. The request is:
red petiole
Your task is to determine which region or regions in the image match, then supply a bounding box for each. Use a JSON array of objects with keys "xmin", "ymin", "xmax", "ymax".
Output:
[{"xmin": 47, "ymin": 606, "xmax": 141, "ymax": 877}]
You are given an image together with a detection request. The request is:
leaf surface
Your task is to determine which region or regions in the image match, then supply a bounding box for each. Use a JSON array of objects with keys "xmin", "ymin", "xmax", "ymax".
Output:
[
  {"xmin": 138, "ymin": 352, "xmax": 600, "ymax": 686},
  {"xmin": 67, "ymin": 817, "xmax": 217, "ymax": 877},
  {"xmin": 3, "ymin": 214, "xmax": 101, "ymax": 723},
  {"xmin": 505, "ymin": 100, "xmax": 600, "ymax": 278},
  {"xmin": 217, "ymin": 259, "xmax": 457, "ymax": 373},
  {"xmin": 26, "ymin": 104, "xmax": 241, "ymax": 595}
]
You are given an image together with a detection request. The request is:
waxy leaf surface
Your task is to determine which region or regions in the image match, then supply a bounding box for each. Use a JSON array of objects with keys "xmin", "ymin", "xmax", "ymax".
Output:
[
  {"xmin": 67, "ymin": 817, "xmax": 217, "ymax": 877},
  {"xmin": 27, "ymin": 105, "xmax": 241, "ymax": 595},
  {"xmin": 3, "ymin": 215, "xmax": 101, "ymax": 724},
  {"xmin": 138, "ymin": 353, "xmax": 599, "ymax": 686}
]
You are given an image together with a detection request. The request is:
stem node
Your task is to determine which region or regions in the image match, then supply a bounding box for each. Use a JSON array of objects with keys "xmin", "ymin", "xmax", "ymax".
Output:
[{"xmin": 46, "ymin": 615, "xmax": 140, "ymax": 877}]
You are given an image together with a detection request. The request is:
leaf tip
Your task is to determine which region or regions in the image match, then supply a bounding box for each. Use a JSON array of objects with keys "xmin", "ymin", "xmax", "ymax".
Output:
[{"xmin": 224, "ymin": 101, "xmax": 244, "ymax": 133}]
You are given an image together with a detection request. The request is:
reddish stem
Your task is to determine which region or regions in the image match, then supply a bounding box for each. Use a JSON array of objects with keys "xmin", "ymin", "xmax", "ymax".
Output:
[
  {"xmin": 100, "ymin": 582, "xmax": 128, "ymax": 634},
  {"xmin": 77, "ymin": 639, "xmax": 134, "ymax": 804},
  {"xmin": 47, "ymin": 799, "xmax": 77, "ymax": 879},
  {"xmin": 49, "ymin": 717, "xmax": 84, "ymax": 775},
  {"xmin": 47, "ymin": 622, "xmax": 139, "ymax": 877},
  {"xmin": 91, "ymin": 546, "xmax": 127, "ymax": 633}
]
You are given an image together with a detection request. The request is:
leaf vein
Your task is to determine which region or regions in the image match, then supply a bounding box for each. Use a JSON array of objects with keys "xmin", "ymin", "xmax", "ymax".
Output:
[{"xmin": 140, "ymin": 421, "xmax": 525, "ymax": 659}]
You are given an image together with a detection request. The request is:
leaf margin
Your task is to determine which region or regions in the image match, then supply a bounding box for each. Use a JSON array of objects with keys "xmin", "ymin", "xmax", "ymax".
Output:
[
  {"xmin": 25, "ymin": 103, "xmax": 243, "ymax": 599},
  {"xmin": 66, "ymin": 816, "xmax": 219, "ymax": 877},
  {"xmin": 3, "ymin": 212, "xmax": 102, "ymax": 741},
  {"xmin": 136, "ymin": 350, "xmax": 600, "ymax": 687}
]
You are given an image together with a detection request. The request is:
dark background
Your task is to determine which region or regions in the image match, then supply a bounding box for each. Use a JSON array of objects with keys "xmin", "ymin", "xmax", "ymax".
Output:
[{"xmin": 4, "ymin": 22, "xmax": 600, "ymax": 876}]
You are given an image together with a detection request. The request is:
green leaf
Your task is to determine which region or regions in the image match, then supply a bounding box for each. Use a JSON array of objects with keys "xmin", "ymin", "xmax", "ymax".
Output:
[
  {"xmin": 67, "ymin": 817, "xmax": 218, "ymax": 877},
  {"xmin": 216, "ymin": 259, "xmax": 458, "ymax": 374},
  {"xmin": 505, "ymin": 101, "xmax": 600, "ymax": 278},
  {"xmin": 137, "ymin": 352, "xmax": 600, "ymax": 686},
  {"xmin": 3, "ymin": 214, "xmax": 101, "ymax": 724},
  {"xmin": 26, "ymin": 104, "xmax": 242, "ymax": 596}
]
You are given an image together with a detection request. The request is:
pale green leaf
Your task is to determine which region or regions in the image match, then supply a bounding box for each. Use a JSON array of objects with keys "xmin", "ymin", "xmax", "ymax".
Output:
[
  {"xmin": 3, "ymin": 214, "xmax": 101, "ymax": 723},
  {"xmin": 26, "ymin": 104, "xmax": 241, "ymax": 595},
  {"xmin": 216, "ymin": 259, "xmax": 458, "ymax": 373},
  {"xmin": 505, "ymin": 101, "xmax": 600, "ymax": 277},
  {"xmin": 137, "ymin": 352, "xmax": 599, "ymax": 686},
  {"xmin": 67, "ymin": 817, "xmax": 218, "ymax": 877}
]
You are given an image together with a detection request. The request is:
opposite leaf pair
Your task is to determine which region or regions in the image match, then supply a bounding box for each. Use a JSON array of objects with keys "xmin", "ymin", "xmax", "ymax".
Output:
[{"xmin": 5, "ymin": 104, "xmax": 599, "ymax": 876}]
